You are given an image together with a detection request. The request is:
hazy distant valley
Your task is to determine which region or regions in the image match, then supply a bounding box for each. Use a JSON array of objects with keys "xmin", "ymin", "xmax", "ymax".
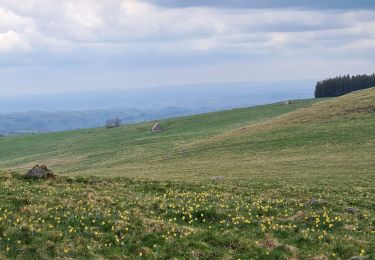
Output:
[{"xmin": 0, "ymin": 81, "xmax": 313, "ymax": 135}]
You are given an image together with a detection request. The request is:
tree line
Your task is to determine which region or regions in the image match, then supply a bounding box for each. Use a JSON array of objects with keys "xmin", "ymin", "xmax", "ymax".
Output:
[{"xmin": 315, "ymin": 73, "xmax": 375, "ymax": 98}]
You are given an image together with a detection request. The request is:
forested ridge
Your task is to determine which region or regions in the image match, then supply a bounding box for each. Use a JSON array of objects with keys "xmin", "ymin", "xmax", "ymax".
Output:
[{"xmin": 315, "ymin": 73, "xmax": 375, "ymax": 98}]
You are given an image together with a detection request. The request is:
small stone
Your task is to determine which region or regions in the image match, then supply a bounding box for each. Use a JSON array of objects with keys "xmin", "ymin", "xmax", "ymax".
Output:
[
  {"xmin": 211, "ymin": 176, "xmax": 225, "ymax": 181},
  {"xmin": 345, "ymin": 207, "xmax": 359, "ymax": 213},
  {"xmin": 349, "ymin": 256, "xmax": 364, "ymax": 260},
  {"xmin": 306, "ymin": 198, "xmax": 319, "ymax": 206}
]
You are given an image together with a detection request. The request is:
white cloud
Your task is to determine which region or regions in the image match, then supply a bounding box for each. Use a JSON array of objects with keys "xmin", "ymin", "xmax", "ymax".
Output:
[
  {"xmin": 0, "ymin": 0, "xmax": 374, "ymax": 93},
  {"xmin": 0, "ymin": 30, "xmax": 31, "ymax": 53},
  {"xmin": 0, "ymin": 8, "xmax": 34, "ymax": 30},
  {"xmin": 65, "ymin": 1, "xmax": 103, "ymax": 29},
  {"xmin": 0, "ymin": 0, "xmax": 374, "ymax": 55}
]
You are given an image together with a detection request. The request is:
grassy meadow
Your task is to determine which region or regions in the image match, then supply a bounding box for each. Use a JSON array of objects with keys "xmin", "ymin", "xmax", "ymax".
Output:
[
  {"xmin": 0, "ymin": 88, "xmax": 374, "ymax": 259},
  {"xmin": 0, "ymin": 98, "xmax": 318, "ymax": 178}
]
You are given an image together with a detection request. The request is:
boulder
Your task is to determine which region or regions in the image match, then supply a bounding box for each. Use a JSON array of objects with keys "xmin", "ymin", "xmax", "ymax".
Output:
[
  {"xmin": 152, "ymin": 122, "xmax": 163, "ymax": 133},
  {"xmin": 25, "ymin": 165, "xmax": 55, "ymax": 179}
]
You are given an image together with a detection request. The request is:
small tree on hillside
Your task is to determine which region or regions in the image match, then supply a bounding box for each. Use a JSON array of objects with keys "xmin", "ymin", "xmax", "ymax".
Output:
[{"xmin": 106, "ymin": 117, "xmax": 121, "ymax": 128}]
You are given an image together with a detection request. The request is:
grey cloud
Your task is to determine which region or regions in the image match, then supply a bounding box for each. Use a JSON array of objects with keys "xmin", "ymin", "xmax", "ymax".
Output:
[
  {"xmin": 0, "ymin": 0, "xmax": 375, "ymax": 95},
  {"xmin": 146, "ymin": 0, "xmax": 375, "ymax": 10}
]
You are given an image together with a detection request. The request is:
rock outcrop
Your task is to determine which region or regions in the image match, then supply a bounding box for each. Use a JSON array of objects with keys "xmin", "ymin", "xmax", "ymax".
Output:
[{"xmin": 25, "ymin": 165, "xmax": 55, "ymax": 179}]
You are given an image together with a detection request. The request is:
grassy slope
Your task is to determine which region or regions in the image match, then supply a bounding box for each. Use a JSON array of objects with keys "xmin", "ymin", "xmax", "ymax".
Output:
[
  {"xmin": 2, "ymin": 89, "xmax": 373, "ymax": 183},
  {"xmin": 0, "ymin": 89, "xmax": 374, "ymax": 259},
  {"xmin": 0, "ymin": 98, "xmax": 316, "ymax": 178},
  {"xmin": 153, "ymin": 87, "xmax": 375, "ymax": 181}
]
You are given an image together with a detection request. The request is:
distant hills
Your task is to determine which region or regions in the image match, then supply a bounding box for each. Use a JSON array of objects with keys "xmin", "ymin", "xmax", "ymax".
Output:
[
  {"xmin": 0, "ymin": 107, "xmax": 195, "ymax": 135},
  {"xmin": 0, "ymin": 81, "xmax": 314, "ymax": 135}
]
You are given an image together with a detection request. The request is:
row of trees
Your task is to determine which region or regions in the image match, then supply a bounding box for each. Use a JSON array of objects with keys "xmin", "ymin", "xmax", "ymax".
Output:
[
  {"xmin": 106, "ymin": 117, "xmax": 121, "ymax": 128},
  {"xmin": 314, "ymin": 73, "xmax": 375, "ymax": 98}
]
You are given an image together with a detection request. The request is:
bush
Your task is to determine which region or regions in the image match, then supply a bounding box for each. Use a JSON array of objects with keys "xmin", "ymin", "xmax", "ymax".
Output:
[{"xmin": 106, "ymin": 117, "xmax": 121, "ymax": 128}]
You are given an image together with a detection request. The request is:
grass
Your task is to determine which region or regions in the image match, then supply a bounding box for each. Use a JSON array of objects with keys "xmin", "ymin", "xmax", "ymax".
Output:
[
  {"xmin": 0, "ymin": 88, "xmax": 374, "ymax": 259},
  {"xmin": 0, "ymin": 98, "xmax": 317, "ymax": 178},
  {"xmin": 0, "ymin": 172, "xmax": 373, "ymax": 259}
]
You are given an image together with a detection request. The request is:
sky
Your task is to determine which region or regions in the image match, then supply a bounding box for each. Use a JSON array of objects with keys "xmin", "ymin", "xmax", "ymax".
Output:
[{"xmin": 0, "ymin": 0, "xmax": 375, "ymax": 96}]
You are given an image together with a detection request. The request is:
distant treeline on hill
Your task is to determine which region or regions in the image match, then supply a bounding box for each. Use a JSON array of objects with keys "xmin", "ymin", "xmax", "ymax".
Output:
[{"xmin": 314, "ymin": 73, "xmax": 375, "ymax": 98}]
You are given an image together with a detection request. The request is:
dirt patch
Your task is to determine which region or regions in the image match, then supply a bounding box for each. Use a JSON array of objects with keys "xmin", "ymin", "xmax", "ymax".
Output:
[
  {"xmin": 309, "ymin": 256, "xmax": 328, "ymax": 260},
  {"xmin": 343, "ymin": 225, "xmax": 356, "ymax": 231},
  {"xmin": 287, "ymin": 211, "xmax": 305, "ymax": 222},
  {"xmin": 258, "ymin": 235, "xmax": 281, "ymax": 250},
  {"xmin": 284, "ymin": 244, "xmax": 299, "ymax": 255}
]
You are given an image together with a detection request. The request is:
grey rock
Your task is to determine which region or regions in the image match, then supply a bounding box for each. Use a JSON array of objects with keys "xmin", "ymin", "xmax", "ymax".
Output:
[
  {"xmin": 306, "ymin": 198, "xmax": 319, "ymax": 206},
  {"xmin": 152, "ymin": 122, "xmax": 163, "ymax": 133},
  {"xmin": 25, "ymin": 165, "xmax": 55, "ymax": 179},
  {"xmin": 211, "ymin": 176, "xmax": 225, "ymax": 181},
  {"xmin": 349, "ymin": 256, "xmax": 364, "ymax": 260},
  {"xmin": 345, "ymin": 207, "xmax": 359, "ymax": 213}
]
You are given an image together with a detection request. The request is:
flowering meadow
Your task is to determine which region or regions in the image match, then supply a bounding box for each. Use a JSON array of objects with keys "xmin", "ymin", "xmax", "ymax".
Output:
[{"xmin": 0, "ymin": 171, "xmax": 373, "ymax": 259}]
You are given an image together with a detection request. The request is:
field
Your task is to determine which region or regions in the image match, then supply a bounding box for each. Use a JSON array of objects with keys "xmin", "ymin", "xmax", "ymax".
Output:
[
  {"xmin": 0, "ymin": 98, "xmax": 317, "ymax": 178},
  {"xmin": 0, "ymin": 88, "xmax": 374, "ymax": 259}
]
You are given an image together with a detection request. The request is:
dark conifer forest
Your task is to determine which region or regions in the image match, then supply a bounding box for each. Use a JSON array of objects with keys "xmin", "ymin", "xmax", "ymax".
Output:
[{"xmin": 315, "ymin": 73, "xmax": 375, "ymax": 98}]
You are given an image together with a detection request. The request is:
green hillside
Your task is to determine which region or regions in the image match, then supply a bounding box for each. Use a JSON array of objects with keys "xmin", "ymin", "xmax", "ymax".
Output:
[
  {"xmin": 1, "ymin": 89, "xmax": 374, "ymax": 182},
  {"xmin": 0, "ymin": 89, "xmax": 374, "ymax": 259},
  {"xmin": 0, "ymin": 98, "xmax": 317, "ymax": 178}
]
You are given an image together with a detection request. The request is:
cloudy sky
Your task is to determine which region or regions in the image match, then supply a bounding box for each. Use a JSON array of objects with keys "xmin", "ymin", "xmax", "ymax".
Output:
[{"xmin": 1, "ymin": 0, "xmax": 375, "ymax": 96}]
